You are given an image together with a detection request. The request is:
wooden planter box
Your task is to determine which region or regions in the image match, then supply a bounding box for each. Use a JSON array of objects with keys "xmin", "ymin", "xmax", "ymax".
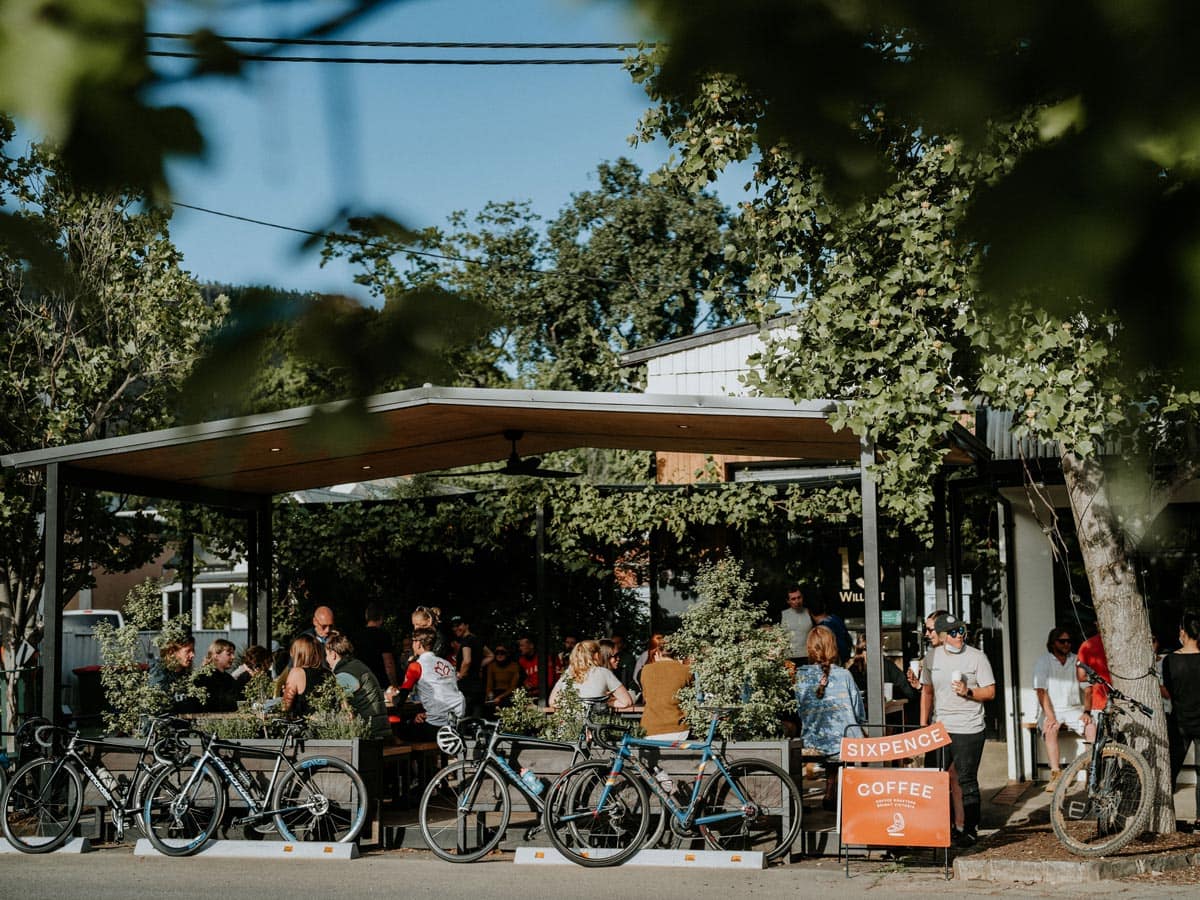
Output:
[
  {"xmin": 87, "ymin": 736, "xmax": 383, "ymax": 841},
  {"xmin": 457, "ymin": 737, "xmax": 805, "ymax": 857}
]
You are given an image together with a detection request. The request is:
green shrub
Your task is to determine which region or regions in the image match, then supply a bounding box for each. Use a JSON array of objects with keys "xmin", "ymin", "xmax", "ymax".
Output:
[{"xmin": 669, "ymin": 558, "xmax": 796, "ymax": 740}]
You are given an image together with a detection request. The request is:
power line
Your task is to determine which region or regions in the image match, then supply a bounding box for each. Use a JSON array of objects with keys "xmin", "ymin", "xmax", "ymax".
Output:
[
  {"xmin": 147, "ymin": 33, "xmax": 656, "ymax": 50},
  {"xmin": 168, "ymin": 200, "xmax": 801, "ymax": 305},
  {"xmin": 148, "ymin": 51, "xmax": 630, "ymax": 65}
]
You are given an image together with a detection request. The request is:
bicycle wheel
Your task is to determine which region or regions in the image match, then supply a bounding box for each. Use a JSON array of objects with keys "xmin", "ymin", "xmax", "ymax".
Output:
[
  {"xmin": 542, "ymin": 761, "xmax": 650, "ymax": 867},
  {"xmin": 1, "ymin": 758, "xmax": 83, "ymax": 853},
  {"xmin": 418, "ymin": 760, "xmax": 511, "ymax": 862},
  {"xmin": 273, "ymin": 756, "xmax": 367, "ymax": 843},
  {"xmin": 700, "ymin": 758, "xmax": 801, "ymax": 862},
  {"xmin": 1050, "ymin": 743, "xmax": 1152, "ymax": 857},
  {"xmin": 142, "ymin": 763, "xmax": 227, "ymax": 857}
]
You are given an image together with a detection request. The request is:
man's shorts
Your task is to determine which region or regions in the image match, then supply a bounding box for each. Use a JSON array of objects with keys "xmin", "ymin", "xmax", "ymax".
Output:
[{"xmin": 1042, "ymin": 709, "xmax": 1088, "ymax": 735}]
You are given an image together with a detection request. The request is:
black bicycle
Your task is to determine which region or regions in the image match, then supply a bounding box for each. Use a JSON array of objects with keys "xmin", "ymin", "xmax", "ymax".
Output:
[
  {"xmin": 1049, "ymin": 661, "xmax": 1154, "ymax": 857},
  {"xmin": 1, "ymin": 714, "xmax": 191, "ymax": 853},
  {"xmin": 417, "ymin": 703, "xmax": 637, "ymax": 862},
  {"xmin": 142, "ymin": 718, "xmax": 367, "ymax": 856}
]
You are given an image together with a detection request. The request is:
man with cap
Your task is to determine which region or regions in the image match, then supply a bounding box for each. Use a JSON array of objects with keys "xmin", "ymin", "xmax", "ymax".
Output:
[{"xmin": 920, "ymin": 612, "xmax": 995, "ymax": 848}]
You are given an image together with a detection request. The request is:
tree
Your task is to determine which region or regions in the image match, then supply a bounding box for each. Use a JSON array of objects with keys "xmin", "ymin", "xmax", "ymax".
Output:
[
  {"xmin": 633, "ymin": 1, "xmax": 1200, "ymax": 378},
  {"xmin": 323, "ymin": 159, "xmax": 750, "ymax": 392},
  {"xmin": 0, "ymin": 122, "xmax": 223, "ymax": 728},
  {"xmin": 633, "ymin": 61, "xmax": 1198, "ymax": 830}
]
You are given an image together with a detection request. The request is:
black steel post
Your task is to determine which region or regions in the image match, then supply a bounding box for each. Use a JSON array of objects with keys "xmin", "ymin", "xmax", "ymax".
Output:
[
  {"xmin": 536, "ymin": 503, "xmax": 549, "ymax": 703},
  {"xmin": 41, "ymin": 463, "xmax": 64, "ymax": 723},
  {"xmin": 257, "ymin": 497, "xmax": 273, "ymax": 650},
  {"xmin": 860, "ymin": 436, "xmax": 885, "ymax": 733},
  {"xmin": 246, "ymin": 510, "xmax": 259, "ymax": 646}
]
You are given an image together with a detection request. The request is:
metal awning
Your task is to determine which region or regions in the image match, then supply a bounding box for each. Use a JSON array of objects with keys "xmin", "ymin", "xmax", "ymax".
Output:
[
  {"xmin": 2, "ymin": 386, "xmax": 874, "ymax": 494},
  {"xmin": 5, "ymin": 384, "xmax": 986, "ymax": 729}
]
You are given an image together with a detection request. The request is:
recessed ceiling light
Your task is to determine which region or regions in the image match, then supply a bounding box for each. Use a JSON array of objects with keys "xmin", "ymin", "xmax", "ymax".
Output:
[
  {"xmin": 361, "ymin": 465, "xmax": 372, "ymax": 470},
  {"xmin": 270, "ymin": 447, "xmax": 281, "ymax": 452},
  {"xmin": 678, "ymin": 424, "xmax": 689, "ymax": 429}
]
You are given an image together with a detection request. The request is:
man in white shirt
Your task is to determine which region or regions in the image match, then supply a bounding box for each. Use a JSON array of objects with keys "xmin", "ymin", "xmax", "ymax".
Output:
[
  {"xmin": 1033, "ymin": 626, "xmax": 1092, "ymax": 791},
  {"xmin": 781, "ymin": 585, "xmax": 813, "ymax": 666}
]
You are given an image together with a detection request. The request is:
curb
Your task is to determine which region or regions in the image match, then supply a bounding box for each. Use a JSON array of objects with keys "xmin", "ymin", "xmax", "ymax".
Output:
[{"xmin": 955, "ymin": 849, "xmax": 1200, "ymax": 883}]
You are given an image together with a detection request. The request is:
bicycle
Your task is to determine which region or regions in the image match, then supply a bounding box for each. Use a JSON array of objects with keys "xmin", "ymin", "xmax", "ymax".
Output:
[
  {"xmin": 141, "ymin": 718, "xmax": 368, "ymax": 856},
  {"xmin": 0, "ymin": 714, "xmax": 191, "ymax": 853},
  {"xmin": 1049, "ymin": 660, "xmax": 1155, "ymax": 857},
  {"xmin": 417, "ymin": 703, "xmax": 639, "ymax": 862},
  {"xmin": 542, "ymin": 706, "xmax": 801, "ymax": 867}
]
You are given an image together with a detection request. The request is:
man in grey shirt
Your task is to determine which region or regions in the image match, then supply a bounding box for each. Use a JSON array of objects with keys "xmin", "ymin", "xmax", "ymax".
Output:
[
  {"xmin": 781, "ymin": 585, "xmax": 813, "ymax": 666},
  {"xmin": 920, "ymin": 613, "xmax": 995, "ymax": 848}
]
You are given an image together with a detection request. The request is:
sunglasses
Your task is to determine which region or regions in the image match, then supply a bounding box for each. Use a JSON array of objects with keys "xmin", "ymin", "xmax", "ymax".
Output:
[
  {"xmin": 1055, "ymin": 637, "xmax": 1072, "ymax": 644},
  {"xmin": 946, "ymin": 627, "xmax": 966, "ymax": 638}
]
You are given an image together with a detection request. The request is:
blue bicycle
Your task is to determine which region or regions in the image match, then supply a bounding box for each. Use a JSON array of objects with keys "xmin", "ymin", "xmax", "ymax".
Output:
[{"xmin": 542, "ymin": 707, "xmax": 800, "ymax": 867}]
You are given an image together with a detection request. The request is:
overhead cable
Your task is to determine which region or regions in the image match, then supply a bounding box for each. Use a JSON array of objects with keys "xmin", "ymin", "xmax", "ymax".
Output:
[
  {"xmin": 148, "ymin": 50, "xmax": 629, "ymax": 65},
  {"xmin": 168, "ymin": 200, "xmax": 800, "ymax": 304},
  {"xmin": 147, "ymin": 33, "xmax": 656, "ymax": 50}
]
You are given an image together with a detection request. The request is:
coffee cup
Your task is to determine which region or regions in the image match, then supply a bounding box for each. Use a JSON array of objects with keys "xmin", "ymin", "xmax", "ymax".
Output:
[
  {"xmin": 883, "ymin": 682, "xmax": 894, "ymax": 701},
  {"xmin": 910, "ymin": 659, "xmax": 921, "ymax": 678},
  {"xmin": 951, "ymin": 669, "xmax": 963, "ymax": 685}
]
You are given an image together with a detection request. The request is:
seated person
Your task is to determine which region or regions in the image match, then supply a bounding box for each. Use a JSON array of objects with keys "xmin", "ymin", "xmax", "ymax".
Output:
[
  {"xmin": 386, "ymin": 627, "xmax": 466, "ymax": 741},
  {"xmin": 194, "ymin": 639, "xmax": 240, "ymax": 713},
  {"xmin": 639, "ymin": 636, "xmax": 692, "ymax": 741},
  {"xmin": 149, "ymin": 634, "xmax": 202, "ymax": 715},
  {"xmin": 324, "ymin": 631, "xmax": 391, "ymax": 741},
  {"xmin": 548, "ymin": 640, "xmax": 633, "ymax": 710},
  {"xmin": 795, "ymin": 627, "xmax": 866, "ymax": 809},
  {"xmin": 231, "ymin": 645, "xmax": 275, "ymax": 693},
  {"xmin": 281, "ymin": 635, "xmax": 330, "ymax": 717},
  {"xmin": 484, "ymin": 644, "xmax": 523, "ymax": 710}
]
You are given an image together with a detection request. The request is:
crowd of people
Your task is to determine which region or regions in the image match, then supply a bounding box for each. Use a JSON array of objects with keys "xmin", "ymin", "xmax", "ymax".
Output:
[{"xmin": 149, "ymin": 586, "xmax": 1200, "ymax": 841}]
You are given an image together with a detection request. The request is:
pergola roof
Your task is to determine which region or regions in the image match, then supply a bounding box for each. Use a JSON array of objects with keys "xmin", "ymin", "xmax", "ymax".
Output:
[{"xmin": 0, "ymin": 386, "xmax": 906, "ymax": 496}]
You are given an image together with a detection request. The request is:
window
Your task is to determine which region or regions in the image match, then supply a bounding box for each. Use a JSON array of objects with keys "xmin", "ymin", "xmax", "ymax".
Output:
[
  {"xmin": 201, "ymin": 588, "xmax": 232, "ymax": 630},
  {"xmin": 164, "ymin": 590, "xmax": 191, "ymax": 625}
]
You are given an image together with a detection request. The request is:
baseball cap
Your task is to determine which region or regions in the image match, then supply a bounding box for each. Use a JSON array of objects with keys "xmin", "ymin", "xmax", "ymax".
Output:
[{"xmin": 933, "ymin": 613, "xmax": 962, "ymax": 634}]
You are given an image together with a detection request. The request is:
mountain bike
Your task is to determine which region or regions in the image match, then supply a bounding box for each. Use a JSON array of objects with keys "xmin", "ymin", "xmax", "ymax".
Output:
[
  {"xmin": 417, "ymin": 703, "xmax": 639, "ymax": 862},
  {"xmin": 542, "ymin": 706, "xmax": 801, "ymax": 867},
  {"xmin": 1, "ymin": 714, "xmax": 191, "ymax": 853},
  {"xmin": 142, "ymin": 718, "xmax": 367, "ymax": 856},
  {"xmin": 1049, "ymin": 661, "xmax": 1154, "ymax": 857}
]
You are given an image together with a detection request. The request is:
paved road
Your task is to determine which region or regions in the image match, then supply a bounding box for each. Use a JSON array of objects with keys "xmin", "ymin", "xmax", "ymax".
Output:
[{"xmin": 0, "ymin": 847, "xmax": 1194, "ymax": 899}]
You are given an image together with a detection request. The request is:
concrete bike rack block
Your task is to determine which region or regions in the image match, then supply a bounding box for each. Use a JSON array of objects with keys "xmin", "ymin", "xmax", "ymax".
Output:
[
  {"xmin": 514, "ymin": 846, "xmax": 765, "ymax": 869},
  {"xmin": 134, "ymin": 838, "xmax": 359, "ymax": 859}
]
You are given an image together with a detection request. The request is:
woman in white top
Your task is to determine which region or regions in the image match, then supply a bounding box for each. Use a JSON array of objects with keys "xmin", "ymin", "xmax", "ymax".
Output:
[{"xmin": 549, "ymin": 639, "xmax": 634, "ymax": 710}]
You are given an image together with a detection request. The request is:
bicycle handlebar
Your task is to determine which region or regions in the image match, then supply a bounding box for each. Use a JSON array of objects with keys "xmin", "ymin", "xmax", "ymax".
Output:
[{"xmin": 1076, "ymin": 661, "xmax": 1154, "ymax": 718}]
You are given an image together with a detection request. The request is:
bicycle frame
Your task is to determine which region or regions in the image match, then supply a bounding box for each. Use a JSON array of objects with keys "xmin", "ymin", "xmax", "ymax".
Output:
[
  {"xmin": 1076, "ymin": 663, "xmax": 1152, "ymax": 798},
  {"xmin": 577, "ymin": 713, "xmax": 750, "ymax": 831},
  {"xmin": 40, "ymin": 717, "xmax": 177, "ymax": 840},
  {"xmin": 179, "ymin": 729, "xmax": 310, "ymax": 826},
  {"xmin": 455, "ymin": 723, "xmax": 586, "ymax": 815}
]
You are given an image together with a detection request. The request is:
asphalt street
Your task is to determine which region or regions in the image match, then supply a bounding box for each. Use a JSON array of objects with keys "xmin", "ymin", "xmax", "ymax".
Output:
[{"xmin": 0, "ymin": 848, "xmax": 1194, "ymax": 899}]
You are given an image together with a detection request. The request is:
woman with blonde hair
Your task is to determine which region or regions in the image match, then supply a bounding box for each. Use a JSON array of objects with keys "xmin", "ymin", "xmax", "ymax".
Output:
[
  {"xmin": 282, "ymin": 635, "xmax": 331, "ymax": 716},
  {"xmin": 548, "ymin": 639, "xmax": 633, "ymax": 710},
  {"xmin": 195, "ymin": 638, "xmax": 239, "ymax": 712}
]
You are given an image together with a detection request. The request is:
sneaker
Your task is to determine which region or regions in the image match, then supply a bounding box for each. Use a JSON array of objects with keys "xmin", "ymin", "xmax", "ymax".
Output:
[
  {"xmin": 954, "ymin": 829, "xmax": 978, "ymax": 849},
  {"xmin": 1044, "ymin": 770, "xmax": 1062, "ymax": 793}
]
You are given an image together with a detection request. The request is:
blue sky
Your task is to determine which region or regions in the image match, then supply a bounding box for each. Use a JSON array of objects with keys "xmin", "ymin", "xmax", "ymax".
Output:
[{"xmin": 151, "ymin": 0, "xmax": 682, "ymax": 299}]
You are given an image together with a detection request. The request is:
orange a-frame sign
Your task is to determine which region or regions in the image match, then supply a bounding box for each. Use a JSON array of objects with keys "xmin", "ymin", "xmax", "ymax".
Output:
[{"xmin": 839, "ymin": 768, "xmax": 951, "ymax": 848}]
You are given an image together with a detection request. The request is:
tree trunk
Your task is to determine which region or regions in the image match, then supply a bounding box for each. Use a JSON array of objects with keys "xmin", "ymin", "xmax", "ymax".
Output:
[{"xmin": 1061, "ymin": 451, "xmax": 1174, "ymax": 833}]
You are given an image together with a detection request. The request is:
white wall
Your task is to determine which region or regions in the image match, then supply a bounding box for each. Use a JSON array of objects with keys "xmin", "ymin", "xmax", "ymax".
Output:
[{"xmin": 645, "ymin": 333, "xmax": 764, "ymax": 397}]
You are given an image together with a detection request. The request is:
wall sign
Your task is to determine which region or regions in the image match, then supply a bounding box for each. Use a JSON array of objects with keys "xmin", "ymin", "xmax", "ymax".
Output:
[{"xmin": 840, "ymin": 722, "xmax": 953, "ymax": 763}]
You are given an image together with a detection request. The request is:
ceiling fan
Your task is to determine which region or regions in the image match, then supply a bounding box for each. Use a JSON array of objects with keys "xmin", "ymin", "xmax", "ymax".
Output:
[{"xmin": 432, "ymin": 430, "xmax": 580, "ymax": 479}]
